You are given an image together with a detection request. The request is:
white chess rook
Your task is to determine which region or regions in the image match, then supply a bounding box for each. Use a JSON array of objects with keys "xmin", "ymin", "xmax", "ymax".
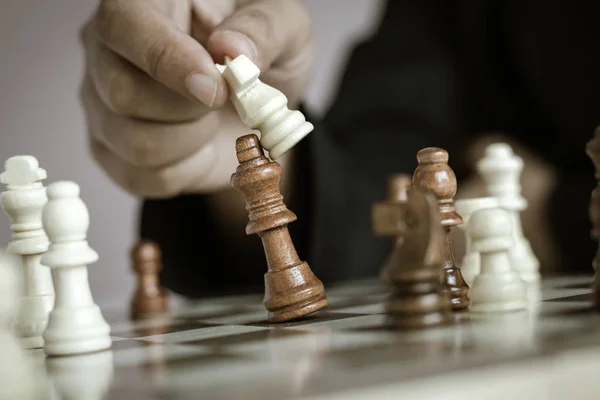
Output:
[
  {"xmin": 455, "ymin": 197, "xmax": 499, "ymax": 286},
  {"xmin": 0, "ymin": 155, "xmax": 55, "ymax": 349},
  {"xmin": 41, "ymin": 181, "xmax": 111, "ymax": 356},
  {"xmin": 467, "ymin": 207, "xmax": 528, "ymax": 312},
  {"xmin": 477, "ymin": 143, "xmax": 540, "ymax": 284},
  {"xmin": 217, "ymin": 55, "xmax": 314, "ymax": 160}
]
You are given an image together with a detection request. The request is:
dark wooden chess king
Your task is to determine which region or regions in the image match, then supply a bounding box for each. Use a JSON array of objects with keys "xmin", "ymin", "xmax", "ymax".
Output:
[
  {"xmin": 130, "ymin": 240, "xmax": 169, "ymax": 320},
  {"xmin": 230, "ymin": 134, "xmax": 327, "ymax": 322},
  {"xmin": 411, "ymin": 148, "xmax": 470, "ymax": 310},
  {"xmin": 372, "ymin": 188, "xmax": 452, "ymax": 328}
]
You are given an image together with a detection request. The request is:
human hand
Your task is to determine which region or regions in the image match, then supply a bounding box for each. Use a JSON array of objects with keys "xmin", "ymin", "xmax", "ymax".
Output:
[{"xmin": 80, "ymin": 0, "xmax": 314, "ymax": 198}]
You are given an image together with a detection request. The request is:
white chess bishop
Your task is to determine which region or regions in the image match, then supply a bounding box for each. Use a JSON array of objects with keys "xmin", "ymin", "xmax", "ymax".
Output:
[
  {"xmin": 41, "ymin": 181, "xmax": 111, "ymax": 356},
  {"xmin": 467, "ymin": 207, "xmax": 528, "ymax": 312},
  {"xmin": 0, "ymin": 155, "xmax": 55, "ymax": 349},
  {"xmin": 455, "ymin": 197, "xmax": 499, "ymax": 286},
  {"xmin": 216, "ymin": 54, "xmax": 314, "ymax": 160},
  {"xmin": 477, "ymin": 143, "xmax": 540, "ymax": 285}
]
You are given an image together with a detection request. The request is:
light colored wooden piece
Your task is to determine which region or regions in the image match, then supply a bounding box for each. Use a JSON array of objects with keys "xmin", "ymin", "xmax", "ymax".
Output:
[
  {"xmin": 217, "ymin": 55, "xmax": 314, "ymax": 160},
  {"xmin": 468, "ymin": 207, "xmax": 528, "ymax": 312},
  {"xmin": 41, "ymin": 181, "xmax": 111, "ymax": 356},
  {"xmin": 0, "ymin": 261, "xmax": 44, "ymax": 399},
  {"xmin": 0, "ymin": 155, "xmax": 54, "ymax": 349},
  {"xmin": 455, "ymin": 197, "xmax": 499, "ymax": 286}
]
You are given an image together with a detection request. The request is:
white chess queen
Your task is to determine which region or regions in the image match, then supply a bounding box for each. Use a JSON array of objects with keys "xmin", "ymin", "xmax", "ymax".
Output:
[{"xmin": 41, "ymin": 181, "xmax": 111, "ymax": 356}]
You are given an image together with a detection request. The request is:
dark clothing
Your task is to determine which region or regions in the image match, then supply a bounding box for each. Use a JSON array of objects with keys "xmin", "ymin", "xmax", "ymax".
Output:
[{"xmin": 141, "ymin": 0, "xmax": 600, "ymax": 298}]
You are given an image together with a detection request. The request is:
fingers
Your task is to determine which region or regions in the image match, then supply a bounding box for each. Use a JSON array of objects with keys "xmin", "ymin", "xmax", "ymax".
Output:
[
  {"xmin": 81, "ymin": 76, "xmax": 220, "ymax": 169},
  {"xmin": 81, "ymin": 24, "xmax": 206, "ymax": 122},
  {"xmin": 93, "ymin": 0, "xmax": 228, "ymax": 107},
  {"xmin": 89, "ymin": 139, "xmax": 219, "ymax": 198},
  {"xmin": 206, "ymin": 0, "xmax": 312, "ymax": 70}
]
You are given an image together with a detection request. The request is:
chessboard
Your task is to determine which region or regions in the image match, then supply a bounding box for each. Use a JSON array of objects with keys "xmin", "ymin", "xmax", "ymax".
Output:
[{"xmin": 26, "ymin": 273, "xmax": 600, "ymax": 399}]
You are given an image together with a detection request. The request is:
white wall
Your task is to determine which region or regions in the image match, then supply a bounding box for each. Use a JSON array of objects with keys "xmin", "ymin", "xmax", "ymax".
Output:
[{"xmin": 0, "ymin": 0, "xmax": 384, "ymax": 303}]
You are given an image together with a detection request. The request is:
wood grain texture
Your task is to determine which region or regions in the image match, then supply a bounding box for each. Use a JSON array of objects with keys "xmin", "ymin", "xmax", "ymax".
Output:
[
  {"xmin": 230, "ymin": 134, "xmax": 327, "ymax": 322},
  {"xmin": 412, "ymin": 147, "xmax": 470, "ymax": 310}
]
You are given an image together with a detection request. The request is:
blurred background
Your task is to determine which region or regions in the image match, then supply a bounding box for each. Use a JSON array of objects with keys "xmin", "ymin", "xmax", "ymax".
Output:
[{"xmin": 0, "ymin": 0, "xmax": 386, "ymax": 304}]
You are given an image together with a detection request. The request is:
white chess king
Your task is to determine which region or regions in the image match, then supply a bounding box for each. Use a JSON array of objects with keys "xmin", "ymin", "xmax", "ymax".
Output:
[
  {"xmin": 0, "ymin": 155, "xmax": 55, "ymax": 349},
  {"xmin": 41, "ymin": 181, "xmax": 111, "ymax": 356},
  {"xmin": 216, "ymin": 54, "xmax": 314, "ymax": 160}
]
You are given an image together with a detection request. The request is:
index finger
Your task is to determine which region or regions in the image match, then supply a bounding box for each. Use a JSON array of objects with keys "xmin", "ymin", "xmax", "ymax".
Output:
[{"xmin": 93, "ymin": 0, "xmax": 228, "ymax": 108}]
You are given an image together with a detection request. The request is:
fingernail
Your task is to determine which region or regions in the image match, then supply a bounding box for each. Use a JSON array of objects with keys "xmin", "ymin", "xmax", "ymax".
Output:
[
  {"xmin": 186, "ymin": 73, "xmax": 218, "ymax": 107},
  {"xmin": 216, "ymin": 30, "xmax": 258, "ymax": 63}
]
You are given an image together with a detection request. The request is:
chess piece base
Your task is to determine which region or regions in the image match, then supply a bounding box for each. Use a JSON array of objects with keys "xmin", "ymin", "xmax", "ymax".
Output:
[
  {"xmin": 43, "ymin": 305, "xmax": 111, "ymax": 356},
  {"xmin": 12, "ymin": 294, "xmax": 54, "ymax": 349},
  {"xmin": 130, "ymin": 293, "xmax": 169, "ymax": 320},
  {"xmin": 470, "ymin": 274, "xmax": 527, "ymax": 312},
  {"xmin": 385, "ymin": 292, "xmax": 452, "ymax": 329},
  {"xmin": 268, "ymin": 295, "xmax": 328, "ymax": 323},
  {"xmin": 470, "ymin": 299, "xmax": 528, "ymax": 313},
  {"xmin": 264, "ymin": 262, "xmax": 328, "ymax": 322}
]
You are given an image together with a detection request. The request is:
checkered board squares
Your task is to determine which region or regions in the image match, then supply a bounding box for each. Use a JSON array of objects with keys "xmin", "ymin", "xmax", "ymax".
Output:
[{"xmin": 40, "ymin": 275, "xmax": 600, "ymax": 399}]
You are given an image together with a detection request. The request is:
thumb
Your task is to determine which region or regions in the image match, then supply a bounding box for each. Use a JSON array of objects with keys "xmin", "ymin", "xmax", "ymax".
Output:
[
  {"xmin": 94, "ymin": 0, "xmax": 228, "ymax": 108},
  {"xmin": 206, "ymin": 0, "xmax": 312, "ymax": 71}
]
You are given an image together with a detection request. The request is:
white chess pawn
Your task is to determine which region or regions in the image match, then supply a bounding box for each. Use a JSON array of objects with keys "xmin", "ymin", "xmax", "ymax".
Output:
[
  {"xmin": 41, "ymin": 181, "xmax": 111, "ymax": 356},
  {"xmin": 467, "ymin": 207, "xmax": 528, "ymax": 312},
  {"xmin": 477, "ymin": 143, "xmax": 540, "ymax": 284},
  {"xmin": 0, "ymin": 155, "xmax": 55, "ymax": 349},
  {"xmin": 454, "ymin": 197, "xmax": 499, "ymax": 286},
  {"xmin": 216, "ymin": 54, "xmax": 314, "ymax": 160},
  {"xmin": 0, "ymin": 262, "xmax": 44, "ymax": 400}
]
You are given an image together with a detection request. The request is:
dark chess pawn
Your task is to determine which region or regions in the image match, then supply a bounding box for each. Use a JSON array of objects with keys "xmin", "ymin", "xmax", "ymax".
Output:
[
  {"xmin": 372, "ymin": 188, "xmax": 452, "ymax": 328},
  {"xmin": 379, "ymin": 174, "xmax": 411, "ymax": 283},
  {"xmin": 412, "ymin": 147, "xmax": 470, "ymax": 310},
  {"xmin": 586, "ymin": 127, "xmax": 600, "ymax": 308},
  {"xmin": 230, "ymin": 134, "xmax": 327, "ymax": 322},
  {"xmin": 130, "ymin": 240, "xmax": 169, "ymax": 320}
]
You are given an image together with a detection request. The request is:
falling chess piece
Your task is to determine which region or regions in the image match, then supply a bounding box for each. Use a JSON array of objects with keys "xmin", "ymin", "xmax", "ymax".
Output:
[
  {"xmin": 378, "ymin": 174, "xmax": 411, "ymax": 283},
  {"xmin": 0, "ymin": 155, "xmax": 55, "ymax": 349},
  {"xmin": 373, "ymin": 188, "xmax": 452, "ymax": 328},
  {"xmin": 230, "ymin": 134, "xmax": 327, "ymax": 322},
  {"xmin": 586, "ymin": 128, "xmax": 600, "ymax": 307},
  {"xmin": 216, "ymin": 55, "xmax": 314, "ymax": 160},
  {"xmin": 130, "ymin": 240, "xmax": 169, "ymax": 320},
  {"xmin": 467, "ymin": 207, "xmax": 528, "ymax": 312},
  {"xmin": 477, "ymin": 143, "xmax": 540, "ymax": 285},
  {"xmin": 412, "ymin": 148, "xmax": 470, "ymax": 310},
  {"xmin": 0, "ymin": 261, "xmax": 44, "ymax": 400},
  {"xmin": 41, "ymin": 181, "xmax": 111, "ymax": 356},
  {"xmin": 455, "ymin": 197, "xmax": 499, "ymax": 286}
]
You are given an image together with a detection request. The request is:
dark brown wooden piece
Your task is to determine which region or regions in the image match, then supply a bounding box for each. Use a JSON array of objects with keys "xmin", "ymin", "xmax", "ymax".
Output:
[
  {"xmin": 230, "ymin": 134, "xmax": 327, "ymax": 322},
  {"xmin": 373, "ymin": 188, "xmax": 452, "ymax": 328},
  {"xmin": 130, "ymin": 240, "xmax": 169, "ymax": 320},
  {"xmin": 378, "ymin": 174, "xmax": 411, "ymax": 283},
  {"xmin": 586, "ymin": 128, "xmax": 600, "ymax": 307},
  {"xmin": 412, "ymin": 147, "xmax": 470, "ymax": 310}
]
